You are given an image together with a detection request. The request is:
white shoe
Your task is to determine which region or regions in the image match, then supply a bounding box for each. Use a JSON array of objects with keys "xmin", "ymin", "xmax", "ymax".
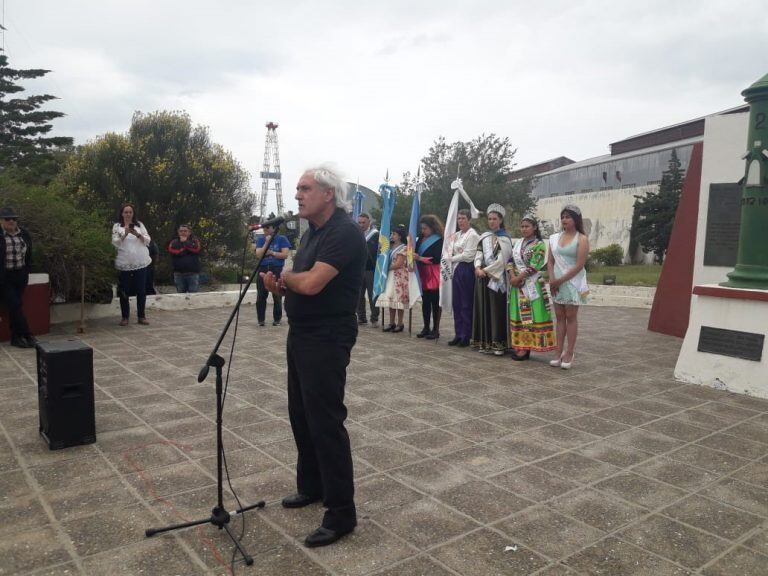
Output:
[
  {"xmin": 549, "ymin": 355, "xmax": 563, "ymax": 367},
  {"xmin": 560, "ymin": 353, "xmax": 575, "ymax": 370}
]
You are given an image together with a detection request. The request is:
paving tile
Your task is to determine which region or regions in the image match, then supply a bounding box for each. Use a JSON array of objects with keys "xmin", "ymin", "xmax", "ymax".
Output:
[
  {"xmin": 609, "ymin": 428, "xmax": 686, "ymax": 455},
  {"xmin": 29, "ymin": 453, "xmax": 117, "ymax": 494},
  {"xmin": 565, "ymin": 536, "xmax": 692, "ymax": 575},
  {"xmin": 551, "ymin": 488, "xmax": 648, "ymax": 532},
  {"xmin": 696, "ymin": 432, "xmax": 768, "ymax": 460},
  {"xmin": 720, "ymin": 420, "xmax": 768, "ymax": 445},
  {"xmin": 432, "ymin": 528, "xmax": 548, "ymax": 575},
  {"xmin": 743, "ymin": 528, "xmax": 768, "ymax": 555},
  {"xmin": 618, "ymin": 515, "xmax": 730, "ymax": 569},
  {"xmin": 378, "ymin": 497, "xmax": 479, "ymax": 550},
  {"xmin": 666, "ymin": 445, "xmax": 750, "ymax": 475},
  {"xmin": 365, "ymin": 414, "xmax": 432, "ymax": 438},
  {"xmin": 594, "ymin": 473, "xmax": 687, "ymax": 509},
  {"xmin": 0, "ymin": 469, "xmax": 33, "ymax": 502},
  {"xmin": 576, "ymin": 440, "xmax": 655, "ymax": 467},
  {"xmin": 440, "ymin": 418, "xmax": 506, "ymax": 443},
  {"xmin": 631, "ymin": 457, "xmax": 721, "ymax": 491},
  {"xmin": 527, "ymin": 424, "xmax": 601, "ymax": 449},
  {"xmin": 496, "ymin": 505, "xmax": 605, "ymax": 558},
  {"xmin": 353, "ymin": 441, "xmax": 423, "ymax": 471},
  {"xmin": 641, "ymin": 418, "xmax": 712, "ymax": 442},
  {"xmin": 440, "ymin": 444, "xmax": 523, "ymax": 477},
  {"xmin": 662, "ymin": 494, "xmax": 763, "ymax": 541},
  {"xmin": 0, "ymin": 525, "xmax": 72, "ymax": 574},
  {"xmin": 371, "ymin": 555, "xmax": 456, "ymax": 576},
  {"xmin": 356, "ymin": 474, "xmax": 423, "ymax": 514},
  {"xmin": 403, "ymin": 405, "xmax": 470, "ymax": 426},
  {"xmin": 492, "ymin": 434, "xmax": 561, "ymax": 462},
  {"xmin": 199, "ymin": 446, "xmax": 281, "ymax": 478},
  {"xmin": 61, "ymin": 503, "xmax": 149, "ymax": 557},
  {"xmin": 535, "ymin": 452, "xmax": 621, "ymax": 483},
  {"xmin": 622, "ymin": 398, "xmax": 683, "ymax": 417},
  {"xmin": 489, "ymin": 465, "xmax": 579, "ymax": 502},
  {"xmin": 436, "ymin": 479, "xmax": 533, "ymax": 523},
  {"xmin": 700, "ymin": 477, "xmax": 768, "ymax": 516},
  {"xmin": 80, "ymin": 539, "xmax": 206, "ymax": 575},
  {"xmin": 701, "ymin": 546, "xmax": 768, "ymax": 576},
  {"xmin": 594, "ymin": 406, "xmax": 660, "ymax": 426},
  {"xmin": 390, "ymin": 460, "xmax": 475, "ymax": 494},
  {"xmin": 560, "ymin": 414, "xmax": 631, "ymax": 437}
]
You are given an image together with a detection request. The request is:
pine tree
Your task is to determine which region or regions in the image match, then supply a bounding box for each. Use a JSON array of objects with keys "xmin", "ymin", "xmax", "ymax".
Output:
[
  {"xmin": 0, "ymin": 50, "xmax": 73, "ymax": 175},
  {"xmin": 631, "ymin": 148, "xmax": 685, "ymax": 264}
]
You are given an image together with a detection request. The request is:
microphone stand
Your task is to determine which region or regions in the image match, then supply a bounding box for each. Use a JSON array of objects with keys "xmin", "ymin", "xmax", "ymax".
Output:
[{"xmin": 145, "ymin": 229, "xmax": 282, "ymax": 567}]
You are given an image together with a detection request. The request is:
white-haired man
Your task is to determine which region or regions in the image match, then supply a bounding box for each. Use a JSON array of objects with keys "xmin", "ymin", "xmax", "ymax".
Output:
[{"xmin": 261, "ymin": 166, "xmax": 365, "ymax": 547}]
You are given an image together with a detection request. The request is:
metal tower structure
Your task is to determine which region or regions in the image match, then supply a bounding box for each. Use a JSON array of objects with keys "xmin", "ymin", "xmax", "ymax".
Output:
[{"xmin": 257, "ymin": 122, "xmax": 284, "ymax": 219}]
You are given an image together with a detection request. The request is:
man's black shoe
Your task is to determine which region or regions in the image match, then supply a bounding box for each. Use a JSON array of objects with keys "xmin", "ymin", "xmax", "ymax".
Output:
[
  {"xmin": 281, "ymin": 493, "xmax": 321, "ymax": 508},
  {"xmin": 358, "ymin": 318, "xmax": 368, "ymax": 325},
  {"xmin": 10, "ymin": 336, "xmax": 31, "ymax": 349},
  {"xmin": 304, "ymin": 525, "xmax": 354, "ymax": 548},
  {"xmin": 416, "ymin": 328, "xmax": 430, "ymax": 338},
  {"xmin": 258, "ymin": 321, "xmax": 265, "ymax": 327},
  {"xmin": 24, "ymin": 335, "xmax": 38, "ymax": 348},
  {"xmin": 272, "ymin": 320, "xmax": 281, "ymax": 326},
  {"xmin": 458, "ymin": 339, "xmax": 470, "ymax": 347},
  {"xmin": 447, "ymin": 337, "xmax": 461, "ymax": 346}
]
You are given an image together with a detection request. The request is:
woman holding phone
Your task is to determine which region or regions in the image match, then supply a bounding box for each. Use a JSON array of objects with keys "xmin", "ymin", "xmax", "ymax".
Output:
[{"xmin": 111, "ymin": 203, "xmax": 152, "ymax": 326}]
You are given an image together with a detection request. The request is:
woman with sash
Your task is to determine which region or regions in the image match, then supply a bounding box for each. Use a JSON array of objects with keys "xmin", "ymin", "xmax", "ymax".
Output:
[
  {"xmin": 414, "ymin": 214, "xmax": 444, "ymax": 339},
  {"xmin": 377, "ymin": 226, "xmax": 409, "ymax": 333},
  {"xmin": 547, "ymin": 205, "xmax": 589, "ymax": 370},
  {"xmin": 471, "ymin": 204, "xmax": 514, "ymax": 355},
  {"xmin": 507, "ymin": 215, "xmax": 556, "ymax": 361},
  {"xmin": 447, "ymin": 209, "xmax": 480, "ymax": 347}
]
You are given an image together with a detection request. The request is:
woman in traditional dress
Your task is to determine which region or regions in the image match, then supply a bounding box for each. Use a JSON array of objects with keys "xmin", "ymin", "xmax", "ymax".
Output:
[
  {"xmin": 377, "ymin": 226, "xmax": 409, "ymax": 333},
  {"xmin": 507, "ymin": 215, "xmax": 556, "ymax": 361},
  {"xmin": 447, "ymin": 209, "xmax": 480, "ymax": 347},
  {"xmin": 471, "ymin": 204, "xmax": 514, "ymax": 355},
  {"xmin": 547, "ymin": 205, "xmax": 590, "ymax": 370},
  {"xmin": 414, "ymin": 214, "xmax": 444, "ymax": 340}
]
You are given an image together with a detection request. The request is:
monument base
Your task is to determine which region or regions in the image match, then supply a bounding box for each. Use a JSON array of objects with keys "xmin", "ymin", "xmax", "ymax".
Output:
[{"xmin": 675, "ymin": 284, "xmax": 768, "ymax": 399}]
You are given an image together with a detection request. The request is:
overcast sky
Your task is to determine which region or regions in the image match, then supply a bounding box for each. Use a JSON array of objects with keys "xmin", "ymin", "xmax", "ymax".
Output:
[{"xmin": 3, "ymin": 0, "xmax": 767, "ymax": 214}]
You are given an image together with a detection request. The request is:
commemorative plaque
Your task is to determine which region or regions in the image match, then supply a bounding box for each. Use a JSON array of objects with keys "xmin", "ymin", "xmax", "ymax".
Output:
[
  {"xmin": 697, "ymin": 326, "xmax": 764, "ymax": 361},
  {"xmin": 703, "ymin": 183, "xmax": 742, "ymax": 267}
]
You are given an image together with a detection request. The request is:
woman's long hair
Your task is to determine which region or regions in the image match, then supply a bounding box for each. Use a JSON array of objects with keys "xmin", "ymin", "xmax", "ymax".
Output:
[
  {"xmin": 561, "ymin": 209, "xmax": 585, "ymax": 235},
  {"xmin": 117, "ymin": 202, "xmax": 139, "ymax": 226},
  {"xmin": 419, "ymin": 214, "xmax": 444, "ymax": 237}
]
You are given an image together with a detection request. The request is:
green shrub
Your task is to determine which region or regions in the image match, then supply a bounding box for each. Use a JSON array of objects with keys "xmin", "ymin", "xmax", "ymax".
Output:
[
  {"xmin": 590, "ymin": 244, "xmax": 624, "ymax": 267},
  {"xmin": 1, "ymin": 178, "xmax": 115, "ymax": 303}
]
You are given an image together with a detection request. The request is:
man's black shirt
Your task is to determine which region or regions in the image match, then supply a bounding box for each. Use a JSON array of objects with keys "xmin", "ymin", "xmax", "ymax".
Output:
[{"xmin": 285, "ymin": 208, "xmax": 366, "ymax": 325}]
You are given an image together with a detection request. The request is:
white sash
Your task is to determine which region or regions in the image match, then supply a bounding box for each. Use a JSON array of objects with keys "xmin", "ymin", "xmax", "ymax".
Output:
[
  {"xmin": 365, "ymin": 227, "xmax": 378, "ymax": 242},
  {"xmin": 549, "ymin": 233, "xmax": 588, "ymax": 299}
]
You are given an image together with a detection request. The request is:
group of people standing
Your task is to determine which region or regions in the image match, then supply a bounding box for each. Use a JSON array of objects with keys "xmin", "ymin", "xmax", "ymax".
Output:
[
  {"xmin": 111, "ymin": 203, "xmax": 202, "ymax": 325},
  {"xmin": 367, "ymin": 203, "xmax": 590, "ymax": 368}
]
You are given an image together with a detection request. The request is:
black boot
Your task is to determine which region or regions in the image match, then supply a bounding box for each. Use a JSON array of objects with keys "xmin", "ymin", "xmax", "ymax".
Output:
[
  {"xmin": 447, "ymin": 337, "xmax": 461, "ymax": 346},
  {"xmin": 416, "ymin": 327, "xmax": 430, "ymax": 338},
  {"xmin": 425, "ymin": 329, "xmax": 440, "ymax": 340}
]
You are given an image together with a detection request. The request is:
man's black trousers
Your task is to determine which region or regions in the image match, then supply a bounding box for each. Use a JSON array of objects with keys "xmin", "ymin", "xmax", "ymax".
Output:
[
  {"xmin": 1, "ymin": 269, "xmax": 31, "ymax": 339},
  {"xmin": 286, "ymin": 320, "xmax": 356, "ymax": 531}
]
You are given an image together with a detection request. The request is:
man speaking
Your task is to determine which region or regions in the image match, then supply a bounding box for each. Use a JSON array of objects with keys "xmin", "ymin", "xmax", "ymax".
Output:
[{"xmin": 260, "ymin": 165, "xmax": 365, "ymax": 547}]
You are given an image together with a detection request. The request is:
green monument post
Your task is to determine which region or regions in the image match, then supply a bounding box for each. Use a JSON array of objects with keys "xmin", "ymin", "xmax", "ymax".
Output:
[{"xmin": 723, "ymin": 72, "xmax": 768, "ymax": 290}]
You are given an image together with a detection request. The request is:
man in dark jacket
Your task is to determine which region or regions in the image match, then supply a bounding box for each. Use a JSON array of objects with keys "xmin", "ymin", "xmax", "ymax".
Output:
[
  {"xmin": 0, "ymin": 206, "xmax": 36, "ymax": 348},
  {"xmin": 167, "ymin": 224, "xmax": 202, "ymax": 293},
  {"xmin": 356, "ymin": 213, "xmax": 379, "ymax": 324}
]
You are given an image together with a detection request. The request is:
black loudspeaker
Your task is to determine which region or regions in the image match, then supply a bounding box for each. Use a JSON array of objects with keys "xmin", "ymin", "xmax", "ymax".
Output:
[{"xmin": 36, "ymin": 339, "xmax": 96, "ymax": 450}]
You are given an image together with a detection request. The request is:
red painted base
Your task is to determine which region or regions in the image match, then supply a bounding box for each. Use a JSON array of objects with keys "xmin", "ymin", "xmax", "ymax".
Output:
[
  {"xmin": 0, "ymin": 281, "xmax": 51, "ymax": 342},
  {"xmin": 648, "ymin": 142, "xmax": 703, "ymax": 338}
]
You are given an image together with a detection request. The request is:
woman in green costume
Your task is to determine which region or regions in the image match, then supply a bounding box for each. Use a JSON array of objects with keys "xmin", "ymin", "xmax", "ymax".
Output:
[{"xmin": 507, "ymin": 215, "xmax": 556, "ymax": 361}]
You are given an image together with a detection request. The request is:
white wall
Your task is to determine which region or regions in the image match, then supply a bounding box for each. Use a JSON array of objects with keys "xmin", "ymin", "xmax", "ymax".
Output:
[
  {"xmin": 537, "ymin": 187, "xmax": 656, "ymax": 263},
  {"xmin": 693, "ymin": 111, "xmax": 750, "ymax": 286}
]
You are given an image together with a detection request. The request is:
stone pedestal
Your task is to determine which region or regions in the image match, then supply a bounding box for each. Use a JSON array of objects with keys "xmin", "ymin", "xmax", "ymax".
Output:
[{"xmin": 675, "ymin": 284, "xmax": 768, "ymax": 398}]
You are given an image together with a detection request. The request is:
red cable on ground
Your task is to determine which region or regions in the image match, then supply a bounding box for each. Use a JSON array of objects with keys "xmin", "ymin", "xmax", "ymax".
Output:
[{"xmin": 120, "ymin": 440, "xmax": 235, "ymax": 576}]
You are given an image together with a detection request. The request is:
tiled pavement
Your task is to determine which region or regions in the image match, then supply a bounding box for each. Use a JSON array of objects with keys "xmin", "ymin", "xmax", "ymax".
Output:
[{"xmin": 1, "ymin": 305, "xmax": 767, "ymax": 575}]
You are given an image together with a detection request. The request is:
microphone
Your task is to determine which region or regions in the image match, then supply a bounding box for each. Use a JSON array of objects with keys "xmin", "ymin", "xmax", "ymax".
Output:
[{"xmin": 248, "ymin": 216, "xmax": 286, "ymax": 231}]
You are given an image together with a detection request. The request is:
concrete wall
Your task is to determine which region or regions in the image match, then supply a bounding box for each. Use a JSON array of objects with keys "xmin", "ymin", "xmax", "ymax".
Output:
[
  {"xmin": 692, "ymin": 111, "xmax": 750, "ymax": 285},
  {"xmin": 537, "ymin": 187, "xmax": 656, "ymax": 264}
]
